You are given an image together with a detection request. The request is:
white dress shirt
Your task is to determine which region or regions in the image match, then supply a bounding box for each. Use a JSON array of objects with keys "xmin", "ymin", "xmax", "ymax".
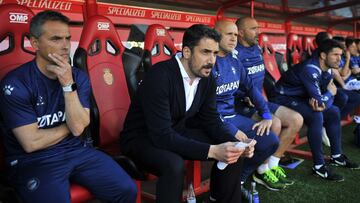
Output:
[{"xmin": 175, "ymin": 53, "xmax": 201, "ymax": 112}]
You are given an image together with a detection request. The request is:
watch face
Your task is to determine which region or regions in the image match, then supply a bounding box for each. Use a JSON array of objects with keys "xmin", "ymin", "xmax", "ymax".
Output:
[
  {"xmin": 71, "ymin": 83, "xmax": 77, "ymax": 91},
  {"xmin": 63, "ymin": 83, "xmax": 77, "ymax": 92}
]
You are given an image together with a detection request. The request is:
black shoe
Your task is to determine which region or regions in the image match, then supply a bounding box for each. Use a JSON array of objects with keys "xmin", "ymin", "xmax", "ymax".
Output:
[
  {"xmin": 330, "ymin": 154, "xmax": 360, "ymax": 169},
  {"xmin": 312, "ymin": 165, "xmax": 344, "ymax": 182}
]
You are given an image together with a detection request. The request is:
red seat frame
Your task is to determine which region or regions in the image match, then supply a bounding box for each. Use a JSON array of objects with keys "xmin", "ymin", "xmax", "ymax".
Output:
[
  {"xmin": 302, "ymin": 36, "xmax": 315, "ymax": 58},
  {"xmin": 143, "ymin": 24, "xmax": 178, "ymax": 67},
  {"xmin": 287, "ymin": 33, "xmax": 302, "ymax": 67},
  {"xmin": 73, "ymin": 14, "xmax": 137, "ymax": 202}
]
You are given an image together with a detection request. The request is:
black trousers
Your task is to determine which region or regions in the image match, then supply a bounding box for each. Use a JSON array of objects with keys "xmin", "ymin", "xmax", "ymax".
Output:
[{"xmin": 123, "ymin": 128, "xmax": 243, "ymax": 203}]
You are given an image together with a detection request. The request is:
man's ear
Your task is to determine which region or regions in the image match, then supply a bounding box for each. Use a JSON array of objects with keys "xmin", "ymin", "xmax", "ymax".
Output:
[
  {"xmin": 30, "ymin": 36, "xmax": 39, "ymax": 51},
  {"xmin": 182, "ymin": 46, "xmax": 191, "ymax": 59},
  {"xmin": 238, "ymin": 29, "xmax": 244, "ymax": 38},
  {"xmin": 320, "ymin": 52, "xmax": 326, "ymax": 60}
]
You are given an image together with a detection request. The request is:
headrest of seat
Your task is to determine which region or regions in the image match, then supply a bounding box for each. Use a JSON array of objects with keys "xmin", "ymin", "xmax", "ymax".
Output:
[
  {"xmin": 259, "ymin": 33, "xmax": 269, "ymax": 44},
  {"xmin": 143, "ymin": 24, "xmax": 178, "ymax": 66},
  {"xmin": 302, "ymin": 36, "xmax": 315, "ymax": 51},
  {"xmin": 78, "ymin": 15, "xmax": 125, "ymax": 58},
  {"xmin": 258, "ymin": 33, "xmax": 274, "ymax": 52},
  {"xmin": 287, "ymin": 33, "xmax": 301, "ymax": 50},
  {"xmin": 0, "ymin": 4, "xmax": 35, "ymax": 79}
]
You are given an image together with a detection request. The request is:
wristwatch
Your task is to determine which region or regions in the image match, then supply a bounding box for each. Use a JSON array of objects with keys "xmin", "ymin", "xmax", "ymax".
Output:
[{"xmin": 62, "ymin": 83, "xmax": 77, "ymax": 92}]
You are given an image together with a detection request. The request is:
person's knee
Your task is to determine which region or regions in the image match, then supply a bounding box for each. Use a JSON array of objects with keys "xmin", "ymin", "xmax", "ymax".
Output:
[
  {"xmin": 327, "ymin": 106, "xmax": 341, "ymax": 120},
  {"xmin": 271, "ymin": 117, "xmax": 281, "ymax": 135},
  {"xmin": 288, "ymin": 111, "xmax": 303, "ymax": 132},
  {"xmin": 336, "ymin": 91, "xmax": 349, "ymax": 108},
  {"xmin": 124, "ymin": 181, "xmax": 138, "ymax": 201},
  {"xmin": 161, "ymin": 155, "xmax": 185, "ymax": 177},
  {"xmin": 306, "ymin": 111, "xmax": 323, "ymax": 125},
  {"xmin": 255, "ymin": 132, "xmax": 279, "ymax": 154},
  {"xmin": 114, "ymin": 180, "xmax": 138, "ymax": 203}
]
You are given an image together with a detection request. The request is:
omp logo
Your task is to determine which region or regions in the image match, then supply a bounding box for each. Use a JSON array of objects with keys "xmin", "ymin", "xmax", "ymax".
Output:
[
  {"xmin": 156, "ymin": 28, "xmax": 165, "ymax": 36},
  {"xmin": 262, "ymin": 36, "xmax": 268, "ymax": 42},
  {"xmin": 9, "ymin": 12, "xmax": 28, "ymax": 24},
  {"xmin": 97, "ymin": 22, "xmax": 110, "ymax": 30}
]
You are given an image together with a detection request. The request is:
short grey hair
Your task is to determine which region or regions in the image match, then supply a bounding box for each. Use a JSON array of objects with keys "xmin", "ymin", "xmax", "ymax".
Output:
[{"xmin": 30, "ymin": 10, "xmax": 70, "ymax": 38}]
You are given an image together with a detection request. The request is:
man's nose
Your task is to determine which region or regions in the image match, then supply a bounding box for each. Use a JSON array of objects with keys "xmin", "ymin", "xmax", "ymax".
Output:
[
  {"xmin": 62, "ymin": 39, "xmax": 70, "ymax": 50},
  {"xmin": 209, "ymin": 53, "xmax": 216, "ymax": 64}
]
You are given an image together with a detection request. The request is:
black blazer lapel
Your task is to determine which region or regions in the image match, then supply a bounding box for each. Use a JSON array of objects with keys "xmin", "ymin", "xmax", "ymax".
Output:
[
  {"xmin": 170, "ymin": 56, "xmax": 186, "ymax": 115},
  {"xmin": 187, "ymin": 78, "xmax": 204, "ymax": 115}
]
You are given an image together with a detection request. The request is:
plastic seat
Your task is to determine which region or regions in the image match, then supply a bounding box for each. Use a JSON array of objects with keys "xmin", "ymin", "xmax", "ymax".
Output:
[
  {"xmin": 301, "ymin": 36, "xmax": 315, "ymax": 62},
  {"xmin": 258, "ymin": 33, "xmax": 282, "ymax": 97},
  {"xmin": 143, "ymin": 24, "xmax": 178, "ymax": 70},
  {"xmin": 287, "ymin": 33, "xmax": 302, "ymax": 67}
]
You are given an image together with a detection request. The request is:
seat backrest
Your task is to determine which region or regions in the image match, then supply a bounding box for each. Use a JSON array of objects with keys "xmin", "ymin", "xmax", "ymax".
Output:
[
  {"xmin": 122, "ymin": 48, "xmax": 142, "ymax": 99},
  {"xmin": 0, "ymin": 4, "xmax": 35, "ymax": 171},
  {"xmin": 274, "ymin": 51, "xmax": 288, "ymax": 75},
  {"xmin": 73, "ymin": 15, "xmax": 130, "ymax": 147},
  {"xmin": 143, "ymin": 24, "xmax": 178, "ymax": 71},
  {"xmin": 258, "ymin": 33, "xmax": 282, "ymax": 97},
  {"xmin": 286, "ymin": 33, "xmax": 302, "ymax": 67},
  {"xmin": 0, "ymin": 4, "xmax": 35, "ymax": 79},
  {"xmin": 301, "ymin": 36, "xmax": 315, "ymax": 62},
  {"xmin": 259, "ymin": 33, "xmax": 281, "ymax": 81}
]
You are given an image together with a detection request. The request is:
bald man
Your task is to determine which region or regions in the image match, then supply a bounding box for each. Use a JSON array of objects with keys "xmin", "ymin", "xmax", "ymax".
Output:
[
  {"xmin": 235, "ymin": 17, "xmax": 303, "ymax": 188},
  {"xmin": 213, "ymin": 20, "xmax": 287, "ymax": 191}
]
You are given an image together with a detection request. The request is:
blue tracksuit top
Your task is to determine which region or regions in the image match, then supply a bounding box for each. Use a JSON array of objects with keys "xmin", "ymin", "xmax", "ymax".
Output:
[
  {"xmin": 274, "ymin": 57, "xmax": 334, "ymax": 108},
  {"xmin": 338, "ymin": 56, "xmax": 355, "ymax": 83},
  {"xmin": 235, "ymin": 43, "xmax": 265, "ymax": 96},
  {"xmin": 213, "ymin": 51, "xmax": 271, "ymax": 119},
  {"xmin": 350, "ymin": 55, "xmax": 360, "ymax": 69},
  {"xmin": 0, "ymin": 60, "xmax": 90, "ymax": 160}
]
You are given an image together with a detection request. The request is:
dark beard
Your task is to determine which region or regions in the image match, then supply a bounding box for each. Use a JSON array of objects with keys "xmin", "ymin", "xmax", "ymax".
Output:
[{"xmin": 188, "ymin": 58, "xmax": 213, "ymax": 78}]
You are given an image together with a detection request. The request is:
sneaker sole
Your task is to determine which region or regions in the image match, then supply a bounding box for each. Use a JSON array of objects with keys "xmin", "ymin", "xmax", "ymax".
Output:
[
  {"xmin": 330, "ymin": 163, "xmax": 360, "ymax": 170},
  {"xmin": 312, "ymin": 172, "xmax": 345, "ymax": 182},
  {"xmin": 283, "ymin": 181, "xmax": 295, "ymax": 186},
  {"xmin": 252, "ymin": 175, "xmax": 286, "ymax": 191}
]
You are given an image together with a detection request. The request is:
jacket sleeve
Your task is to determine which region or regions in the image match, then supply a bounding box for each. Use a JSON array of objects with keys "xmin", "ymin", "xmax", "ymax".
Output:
[
  {"xmin": 140, "ymin": 65, "xmax": 211, "ymax": 160},
  {"xmin": 238, "ymin": 62, "xmax": 272, "ymax": 119},
  {"xmin": 301, "ymin": 66, "xmax": 334, "ymax": 108}
]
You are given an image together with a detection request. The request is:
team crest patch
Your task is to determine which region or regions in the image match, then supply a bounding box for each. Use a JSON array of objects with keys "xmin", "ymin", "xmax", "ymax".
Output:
[
  {"xmin": 290, "ymin": 101, "xmax": 298, "ymax": 106},
  {"xmin": 3, "ymin": 85, "xmax": 14, "ymax": 95},
  {"xmin": 36, "ymin": 96, "xmax": 45, "ymax": 106},
  {"xmin": 27, "ymin": 178, "xmax": 40, "ymax": 191},
  {"xmin": 103, "ymin": 68, "xmax": 114, "ymax": 85},
  {"xmin": 268, "ymin": 62, "xmax": 274, "ymax": 71}
]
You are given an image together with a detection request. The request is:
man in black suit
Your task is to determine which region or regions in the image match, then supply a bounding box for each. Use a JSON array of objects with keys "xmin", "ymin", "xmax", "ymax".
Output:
[{"xmin": 120, "ymin": 24, "xmax": 256, "ymax": 203}]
